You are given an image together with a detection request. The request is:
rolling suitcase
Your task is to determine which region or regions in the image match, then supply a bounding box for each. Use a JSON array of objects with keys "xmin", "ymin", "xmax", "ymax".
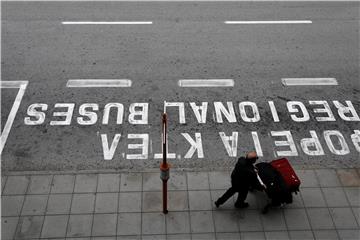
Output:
[
  {"xmin": 270, "ymin": 158, "xmax": 301, "ymax": 193},
  {"xmin": 255, "ymin": 162, "xmax": 293, "ymax": 206}
]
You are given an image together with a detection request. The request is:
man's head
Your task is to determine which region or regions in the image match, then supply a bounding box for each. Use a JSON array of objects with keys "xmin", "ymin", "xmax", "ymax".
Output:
[{"xmin": 246, "ymin": 151, "xmax": 258, "ymax": 164}]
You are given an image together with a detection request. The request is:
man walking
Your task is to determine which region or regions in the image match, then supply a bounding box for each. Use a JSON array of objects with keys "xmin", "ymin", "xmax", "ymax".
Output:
[{"xmin": 215, "ymin": 151, "xmax": 262, "ymax": 208}]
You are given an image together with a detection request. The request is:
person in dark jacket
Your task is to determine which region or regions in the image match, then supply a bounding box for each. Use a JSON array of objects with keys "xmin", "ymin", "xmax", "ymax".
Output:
[{"xmin": 215, "ymin": 151, "xmax": 263, "ymax": 208}]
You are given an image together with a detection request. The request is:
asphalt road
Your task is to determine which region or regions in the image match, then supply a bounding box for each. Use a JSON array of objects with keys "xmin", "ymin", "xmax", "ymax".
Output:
[{"xmin": 1, "ymin": 1, "xmax": 359, "ymax": 172}]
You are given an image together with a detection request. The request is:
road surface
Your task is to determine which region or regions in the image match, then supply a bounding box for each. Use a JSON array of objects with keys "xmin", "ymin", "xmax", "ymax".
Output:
[{"xmin": 1, "ymin": 1, "xmax": 359, "ymax": 171}]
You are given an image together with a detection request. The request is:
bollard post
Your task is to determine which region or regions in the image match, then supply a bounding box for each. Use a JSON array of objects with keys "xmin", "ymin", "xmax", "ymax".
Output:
[{"xmin": 160, "ymin": 113, "xmax": 170, "ymax": 214}]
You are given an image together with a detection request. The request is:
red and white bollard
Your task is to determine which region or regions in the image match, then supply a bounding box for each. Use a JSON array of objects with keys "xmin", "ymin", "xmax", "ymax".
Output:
[{"xmin": 160, "ymin": 113, "xmax": 170, "ymax": 214}]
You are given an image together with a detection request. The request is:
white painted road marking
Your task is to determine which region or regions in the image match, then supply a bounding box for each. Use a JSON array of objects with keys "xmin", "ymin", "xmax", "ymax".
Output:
[
  {"xmin": 62, "ymin": 21, "xmax": 153, "ymax": 25},
  {"xmin": 66, "ymin": 79, "xmax": 132, "ymax": 88},
  {"xmin": 178, "ymin": 79, "xmax": 234, "ymax": 87},
  {"xmin": 282, "ymin": 78, "xmax": 338, "ymax": 86},
  {"xmin": 225, "ymin": 20, "xmax": 312, "ymax": 24},
  {"xmin": 0, "ymin": 80, "xmax": 28, "ymax": 154}
]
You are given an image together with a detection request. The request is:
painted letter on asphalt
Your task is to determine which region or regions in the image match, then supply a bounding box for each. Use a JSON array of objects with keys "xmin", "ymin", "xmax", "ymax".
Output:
[
  {"xmin": 24, "ymin": 103, "xmax": 48, "ymax": 125},
  {"xmin": 190, "ymin": 102, "xmax": 208, "ymax": 123},
  {"xmin": 287, "ymin": 101, "xmax": 310, "ymax": 122},
  {"xmin": 127, "ymin": 134, "xmax": 149, "ymax": 159},
  {"xmin": 333, "ymin": 101, "xmax": 360, "ymax": 121},
  {"xmin": 102, "ymin": 103, "xmax": 124, "ymax": 124},
  {"xmin": 239, "ymin": 101, "xmax": 260, "ymax": 122},
  {"xmin": 77, "ymin": 103, "xmax": 99, "ymax": 125},
  {"xmin": 101, "ymin": 133, "xmax": 121, "ymax": 160},
  {"xmin": 271, "ymin": 130, "xmax": 298, "ymax": 156},
  {"xmin": 181, "ymin": 133, "xmax": 204, "ymax": 158},
  {"xmin": 309, "ymin": 101, "xmax": 335, "ymax": 122},
  {"xmin": 50, "ymin": 103, "xmax": 75, "ymax": 125},
  {"xmin": 219, "ymin": 132, "xmax": 238, "ymax": 157},
  {"xmin": 214, "ymin": 102, "xmax": 236, "ymax": 123},
  {"xmin": 128, "ymin": 103, "xmax": 148, "ymax": 124},
  {"xmin": 300, "ymin": 130, "xmax": 325, "ymax": 155},
  {"xmin": 324, "ymin": 130, "xmax": 350, "ymax": 155}
]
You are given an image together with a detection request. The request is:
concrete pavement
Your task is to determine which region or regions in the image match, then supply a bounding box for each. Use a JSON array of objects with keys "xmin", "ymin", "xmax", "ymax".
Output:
[{"xmin": 2, "ymin": 168, "xmax": 360, "ymax": 239}]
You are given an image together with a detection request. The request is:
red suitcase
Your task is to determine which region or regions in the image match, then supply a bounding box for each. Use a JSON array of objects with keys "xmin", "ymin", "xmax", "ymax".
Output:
[{"xmin": 270, "ymin": 158, "xmax": 301, "ymax": 193}]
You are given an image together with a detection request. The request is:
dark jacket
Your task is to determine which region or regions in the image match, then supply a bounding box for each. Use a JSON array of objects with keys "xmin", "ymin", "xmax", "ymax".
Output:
[{"xmin": 231, "ymin": 157, "xmax": 259, "ymax": 189}]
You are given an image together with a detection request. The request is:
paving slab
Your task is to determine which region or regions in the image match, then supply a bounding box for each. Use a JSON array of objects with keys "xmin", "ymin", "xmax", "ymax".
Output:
[
  {"xmin": 41, "ymin": 215, "xmax": 68, "ymax": 238},
  {"xmin": 74, "ymin": 174, "xmax": 98, "ymax": 193},
  {"xmin": 307, "ymin": 208, "xmax": 335, "ymax": 230},
  {"xmin": 237, "ymin": 209, "xmax": 263, "ymax": 231},
  {"xmin": 337, "ymin": 229, "xmax": 360, "ymax": 240},
  {"xmin": 188, "ymin": 190, "xmax": 212, "ymax": 210},
  {"xmin": 15, "ymin": 215, "xmax": 44, "ymax": 239},
  {"xmin": 3, "ymin": 176, "xmax": 29, "ymax": 195},
  {"xmin": 118, "ymin": 192, "xmax": 142, "ymax": 212},
  {"xmin": 322, "ymin": 187, "xmax": 350, "ymax": 207},
  {"xmin": 27, "ymin": 175, "xmax": 52, "ymax": 194},
  {"xmin": 213, "ymin": 210, "xmax": 239, "ymax": 233},
  {"xmin": 71, "ymin": 193, "xmax": 96, "ymax": 214},
  {"xmin": 284, "ymin": 208, "xmax": 311, "ymax": 230},
  {"xmin": 66, "ymin": 214, "xmax": 93, "ymax": 237},
  {"xmin": 46, "ymin": 194, "xmax": 72, "ymax": 214},
  {"xmin": 97, "ymin": 173, "xmax": 120, "ymax": 192},
  {"xmin": 297, "ymin": 170, "xmax": 319, "ymax": 187},
  {"xmin": 95, "ymin": 192, "xmax": 118, "ymax": 213},
  {"xmin": 240, "ymin": 231, "xmax": 266, "ymax": 240},
  {"xmin": 168, "ymin": 172, "xmax": 187, "ymax": 191},
  {"xmin": 208, "ymin": 172, "xmax": 231, "ymax": 190},
  {"xmin": 265, "ymin": 231, "xmax": 290, "ymax": 240},
  {"xmin": 301, "ymin": 188, "xmax": 327, "ymax": 207},
  {"xmin": 337, "ymin": 169, "xmax": 360, "ymax": 187},
  {"xmin": 51, "ymin": 174, "xmax": 75, "ymax": 193},
  {"xmin": 215, "ymin": 232, "xmax": 241, "ymax": 239},
  {"xmin": 1, "ymin": 195, "xmax": 25, "ymax": 216},
  {"xmin": 168, "ymin": 191, "xmax": 189, "ymax": 211},
  {"xmin": 142, "ymin": 212, "xmax": 166, "ymax": 235},
  {"xmin": 166, "ymin": 211, "xmax": 190, "ymax": 234},
  {"xmin": 120, "ymin": 173, "xmax": 142, "ymax": 192},
  {"xmin": 142, "ymin": 191, "xmax": 162, "ymax": 212},
  {"xmin": 92, "ymin": 214, "xmax": 117, "ymax": 236},
  {"xmin": 190, "ymin": 211, "xmax": 214, "ymax": 233},
  {"xmin": 260, "ymin": 210, "xmax": 287, "ymax": 231},
  {"xmin": 1, "ymin": 217, "xmax": 19, "ymax": 240},
  {"xmin": 315, "ymin": 169, "xmax": 341, "ymax": 187},
  {"xmin": 187, "ymin": 172, "xmax": 209, "ymax": 190},
  {"xmin": 313, "ymin": 230, "xmax": 339, "ymax": 240},
  {"xmin": 21, "ymin": 195, "xmax": 47, "ymax": 215},
  {"xmin": 329, "ymin": 207, "xmax": 358, "ymax": 229},
  {"xmin": 289, "ymin": 230, "xmax": 314, "ymax": 240},
  {"xmin": 117, "ymin": 213, "xmax": 141, "ymax": 236}
]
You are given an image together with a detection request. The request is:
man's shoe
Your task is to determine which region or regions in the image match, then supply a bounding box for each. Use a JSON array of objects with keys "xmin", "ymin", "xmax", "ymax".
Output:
[
  {"xmin": 214, "ymin": 201, "xmax": 220, "ymax": 208},
  {"xmin": 234, "ymin": 202, "xmax": 249, "ymax": 209}
]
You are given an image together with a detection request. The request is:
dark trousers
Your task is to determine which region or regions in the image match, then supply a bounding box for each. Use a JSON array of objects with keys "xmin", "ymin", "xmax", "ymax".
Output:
[{"xmin": 217, "ymin": 186, "xmax": 248, "ymax": 205}]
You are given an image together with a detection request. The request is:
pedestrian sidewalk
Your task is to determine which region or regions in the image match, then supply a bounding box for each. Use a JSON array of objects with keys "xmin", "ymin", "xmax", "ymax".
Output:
[{"xmin": 1, "ymin": 168, "xmax": 359, "ymax": 240}]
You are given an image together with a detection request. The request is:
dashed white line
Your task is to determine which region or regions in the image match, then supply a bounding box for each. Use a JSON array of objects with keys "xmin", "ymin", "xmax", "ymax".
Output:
[
  {"xmin": 66, "ymin": 79, "xmax": 132, "ymax": 88},
  {"xmin": 225, "ymin": 20, "xmax": 312, "ymax": 24},
  {"xmin": 0, "ymin": 80, "xmax": 29, "ymax": 154},
  {"xmin": 178, "ymin": 79, "xmax": 234, "ymax": 87},
  {"xmin": 281, "ymin": 78, "xmax": 338, "ymax": 86},
  {"xmin": 62, "ymin": 21, "xmax": 153, "ymax": 25}
]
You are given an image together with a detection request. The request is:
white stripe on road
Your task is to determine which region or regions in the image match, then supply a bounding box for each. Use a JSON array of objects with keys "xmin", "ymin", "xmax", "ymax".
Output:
[
  {"xmin": 178, "ymin": 79, "xmax": 234, "ymax": 87},
  {"xmin": 225, "ymin": 20, "xmax": 312, "ymax": 24},
  {"xmin": 0, "ymin": 81, "xmax": 28, "ymax": 154},
  {"xmin": 281, "ymin": 78, "xmax": 338, "ymax": 86},
  {"xmin": 62, "ymin": 21, "xmax": 153, "ymax": 25},
  {"xmin": 67, "ymin": 79, "xmax": 132, "ymax": 88}
]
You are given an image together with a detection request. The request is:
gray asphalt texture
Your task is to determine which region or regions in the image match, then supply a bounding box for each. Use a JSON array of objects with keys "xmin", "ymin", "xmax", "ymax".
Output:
[{"xmin": 1, "ymin": 1, "xmax": 359, "ymax": 172}]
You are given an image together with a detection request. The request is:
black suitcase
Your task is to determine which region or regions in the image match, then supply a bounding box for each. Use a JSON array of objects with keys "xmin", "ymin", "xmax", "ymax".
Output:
[{"xmin": 255, "ymin": 162, "xmax": 293, "ymax": 206}]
